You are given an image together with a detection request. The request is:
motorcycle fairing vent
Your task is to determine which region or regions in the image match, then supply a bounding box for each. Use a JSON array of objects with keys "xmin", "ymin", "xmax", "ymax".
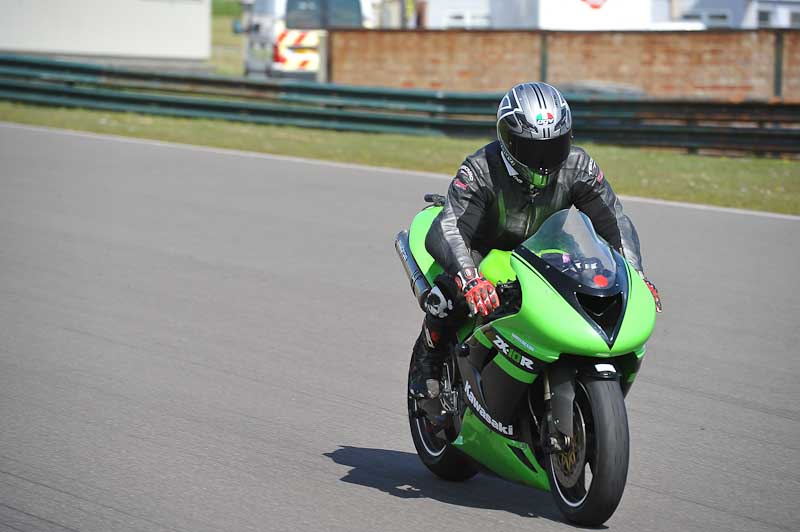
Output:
[
  {"xmin": 575, "ymin": 292, "xmax": 623, "ymax": 341},
  {"xmin": 512, "ymin": 245, "xmax": 629, "ymax": 347}
]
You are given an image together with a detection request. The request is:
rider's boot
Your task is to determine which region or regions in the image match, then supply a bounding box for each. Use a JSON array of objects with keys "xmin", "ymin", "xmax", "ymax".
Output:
[
  {"xmin": 409, "ymin": 325, "xmax": 447, "ymax": 399},
  {"xmin": 410, "ymin": 281, "xmax": 461, "ymax": 400}
]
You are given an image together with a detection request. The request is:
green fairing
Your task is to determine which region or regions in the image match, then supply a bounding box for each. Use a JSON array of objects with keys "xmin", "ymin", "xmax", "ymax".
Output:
[
  {"xmin": 408, "ymin": 206, "xmax": 654, "ymax": 359},
  {"xmin": 409, "ymin": 209, "xmax": 518, "ymax": 287},
  {"xmin": 491, "ymin": 253, "xmax": 655, "ymax": 361},
  {"xmin": 454, "ymin": 410, "xmax": 551, "ymax": 491},
  {"xmin": 614, "ymin": 261, "xmax": 657, "ymax": 353},
  {"xmin": 479, "ymin": 250, "xmax": 516, "ymax": 284},
  {"xmin": 490, "ymin": 253, "xmax": 593, "ymax": 361},
  {"xmin": 408, "ymin": 206, "xmax": 444, "ymax": 286}
]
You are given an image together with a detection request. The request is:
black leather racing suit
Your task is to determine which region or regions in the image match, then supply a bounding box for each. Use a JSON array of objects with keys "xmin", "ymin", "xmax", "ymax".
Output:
[
  {"xmin": 427, "ymin": 140, "xmax": 642, "ymax": 277},
  {"xmin": 419, "ymin": 141, "xmax": 643, "ymax": 358}
]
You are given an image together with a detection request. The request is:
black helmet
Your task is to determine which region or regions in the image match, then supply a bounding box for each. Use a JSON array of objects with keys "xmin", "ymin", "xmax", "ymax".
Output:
[{"xmin": 497, "ymin": 82, "xmax": 573, "ymax": 188}]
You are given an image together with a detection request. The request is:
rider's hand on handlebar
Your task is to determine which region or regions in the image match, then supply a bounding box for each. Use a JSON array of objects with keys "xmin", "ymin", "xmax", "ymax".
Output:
[
  {"xmin": 456, "ymin": 268, "xmax": 500, "ymax": 317},
  {"xmin": 639, "ymin": 271, "xmax": 662, "ymax": 313}
]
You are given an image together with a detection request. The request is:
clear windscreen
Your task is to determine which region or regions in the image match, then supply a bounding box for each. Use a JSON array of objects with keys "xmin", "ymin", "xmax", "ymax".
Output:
[{"xmin": 521, "ymin": 208, "xmax": 617, "ymax": 290}]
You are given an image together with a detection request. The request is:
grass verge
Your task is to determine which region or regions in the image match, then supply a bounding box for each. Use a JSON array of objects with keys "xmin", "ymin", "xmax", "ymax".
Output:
[
  {"xmin": 0, "ymin": 101, "xmax": 797, "ymax": 214},
  {"xmin": 212, "ymin": 0, "xmax": 241, "ymax": 17},
  {"xmin": 210, "ymin": 16, "xmax": 245, "ymax": 76}
]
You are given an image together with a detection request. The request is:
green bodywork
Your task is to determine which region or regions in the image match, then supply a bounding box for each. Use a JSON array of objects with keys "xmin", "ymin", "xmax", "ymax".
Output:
[
  {"xmin": 492, "ymin": 253, "xmax": 655, "ymax": 363},
  {"xmin": 408, "ymin": 205, "xmax": 655, "ymax": 361},
  {"xmin": 408, "ymin": 206, "xmax": 444, "ymax": 286},
  {"xmin": 407, "ymin": 206, "xmax": 655, "ymax": 490},
  {"xmin": 454, "ymin": 410, "xmax": 551, "ymax": 491}
]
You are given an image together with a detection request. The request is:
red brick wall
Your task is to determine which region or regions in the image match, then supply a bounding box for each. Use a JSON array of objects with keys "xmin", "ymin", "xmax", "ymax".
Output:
[
  {"xmin": 783, "ymin": 32, "xmax": 800, "ymax": 102},
  {"xmin": 329, "ymin": 30, "xmax": 799, "ymax": 101},
  {"xmin": 547, "ymin": 31, "xmax": 775, "ymax": 101},
  {"xmin": 330, "ymin": 30, "xmax": 540, "ymax": 91}
]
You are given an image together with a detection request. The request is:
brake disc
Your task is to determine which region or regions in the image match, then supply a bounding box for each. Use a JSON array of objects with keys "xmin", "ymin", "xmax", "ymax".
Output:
[{"xmin": 554, "ymin": 402, "xmax": 587, "ymax": 488}]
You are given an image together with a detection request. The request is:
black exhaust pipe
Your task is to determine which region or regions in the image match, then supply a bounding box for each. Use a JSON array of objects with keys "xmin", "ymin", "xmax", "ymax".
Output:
[{"xmin": 395, "ymin": 230, "xmax": 431, "ymax": 310}]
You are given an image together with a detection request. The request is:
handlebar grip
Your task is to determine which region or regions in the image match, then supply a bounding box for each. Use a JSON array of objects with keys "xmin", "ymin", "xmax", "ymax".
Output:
[{"xmin": 424, "ymin": 193, "xmax": 446, "ymax": 205}]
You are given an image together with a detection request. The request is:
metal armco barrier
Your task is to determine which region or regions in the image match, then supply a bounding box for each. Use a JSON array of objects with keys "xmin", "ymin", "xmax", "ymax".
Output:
[{"xmin": 1, "ymin": 54, "xmax": 799, "ymax": 155}]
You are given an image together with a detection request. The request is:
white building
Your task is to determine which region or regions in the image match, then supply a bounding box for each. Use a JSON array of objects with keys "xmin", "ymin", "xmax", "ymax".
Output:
[
  {"xmin": 653, "ymin": 0, "xmax": 800, "ymax": 28},
  {"xmin": 0, "ymin": 0, "xmax": 211, "ymax": 61},
  {"xmin": 421, "ymin": 0, "xmax": 662, "ymax": 30},
  {"xmin": 405, "ymin": 0, "xmax": 800, "ymax": 30}
]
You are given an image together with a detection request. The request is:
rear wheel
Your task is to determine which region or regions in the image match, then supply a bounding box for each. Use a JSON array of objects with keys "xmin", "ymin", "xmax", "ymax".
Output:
[
  {"xmin": 547, "ymin": 378, "xmax": 629, "ymax": 526},
  {"xmin": 407, "ymin": 339, "xmax": 477, "ymax": 481}
]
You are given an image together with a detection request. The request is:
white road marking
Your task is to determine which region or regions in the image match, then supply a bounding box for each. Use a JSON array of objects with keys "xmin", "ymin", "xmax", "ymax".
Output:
[
  {"xmin": 0, "ymin": 121, "xmax": 447, "ymax": 179},
  {"xmin": 2, "ymin": 121, "xmax": 798, "ymax": 221},
  {"xmin": 617, "ymin": 195, "xmax": 799, "ymax": 221}
]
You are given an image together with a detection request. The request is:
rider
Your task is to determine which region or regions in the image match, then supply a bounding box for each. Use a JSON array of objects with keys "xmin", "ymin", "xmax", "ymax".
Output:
[{"xmin": 410, "ymin": 82, "xmax": 662, "ymax": 400}]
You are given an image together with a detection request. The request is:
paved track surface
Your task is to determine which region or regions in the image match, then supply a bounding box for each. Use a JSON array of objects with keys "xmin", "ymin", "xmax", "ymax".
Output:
[{"xmin": 1, "ymin": 123, "xmax": 798, "ymax": 532}]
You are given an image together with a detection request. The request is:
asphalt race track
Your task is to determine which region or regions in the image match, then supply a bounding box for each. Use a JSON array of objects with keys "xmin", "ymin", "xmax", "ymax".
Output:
[{"xmin": 1, "ymin": 122, "xmax": 798, "ymax": 532}]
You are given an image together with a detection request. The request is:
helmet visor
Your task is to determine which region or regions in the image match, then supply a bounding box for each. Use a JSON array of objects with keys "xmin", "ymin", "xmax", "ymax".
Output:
[{"xmin": 504, "ymin": 132, "xmax": 571, "ymax": 175}]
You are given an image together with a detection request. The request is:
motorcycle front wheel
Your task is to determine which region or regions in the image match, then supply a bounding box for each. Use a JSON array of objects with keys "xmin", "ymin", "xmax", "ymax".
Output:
[{"xmin": 546, "ymin": 377, "xmax": 630, "ymax": 526}]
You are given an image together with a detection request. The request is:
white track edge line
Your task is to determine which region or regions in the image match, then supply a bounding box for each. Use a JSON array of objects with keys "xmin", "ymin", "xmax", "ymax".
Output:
[
  {"xmin": 2, "ymin": 121, "xmax": 798, "ymax": 221},
  {"xmin": 0, "ymin": 121, "xmax": 448, "ymax": 180},
  {"xmin": 616, "ymin": 195, "xmax": 799, "ymax": 221}
]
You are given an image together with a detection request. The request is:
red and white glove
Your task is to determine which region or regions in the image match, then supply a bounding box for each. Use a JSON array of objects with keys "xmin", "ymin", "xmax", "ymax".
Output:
[
  {"xmin": 639, "ymin": 271, "xmax": 662, "ymax": 313},
  {"xmin": 456, "ymin": 268, "xmax": 500, "ymax": 317}
]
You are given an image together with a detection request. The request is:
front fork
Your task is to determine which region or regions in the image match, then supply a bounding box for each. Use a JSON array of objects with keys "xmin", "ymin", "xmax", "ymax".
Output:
[
  {"xmin": 541, "ymin": 362, "xmax": 577, "ymax": 454},
  {"xmin": 540, "ymin": 360, "xmax": 621, "ymax": 454},
  {"xmin": 539, "ymin": 361, "xmax": 576, "ymax": 454}
]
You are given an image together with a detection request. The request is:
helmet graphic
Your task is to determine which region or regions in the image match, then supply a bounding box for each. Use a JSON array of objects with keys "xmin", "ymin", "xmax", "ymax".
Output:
[{"xmin": 496, "ymin": 82, "xmax": 573, "ymax": 188}]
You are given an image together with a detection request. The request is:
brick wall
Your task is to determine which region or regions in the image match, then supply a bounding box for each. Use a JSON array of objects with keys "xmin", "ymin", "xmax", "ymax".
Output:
[
  {"xmin": 548, "ymin": 32, "xmax": 775, "ymax": 101},
  {"xmin": 784, "ymin": 32, "xmax": 800, "ymax": 101},
  {"xmin": 329, "ymin": 30, "xmax": 799, "ymax": 101},
  {"xmin": 330, "ymin": 30, "xmax": 541, "ymax": 92}
]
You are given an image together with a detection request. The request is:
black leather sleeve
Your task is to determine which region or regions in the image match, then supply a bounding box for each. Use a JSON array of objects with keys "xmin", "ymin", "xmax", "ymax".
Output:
[
  {"xmin": 570, "ymin": 158, "xmax": 643, "ymax": 272},
  {"xmin": 425, "ymin": 161, "xmax": 494, "ymax": 276}
]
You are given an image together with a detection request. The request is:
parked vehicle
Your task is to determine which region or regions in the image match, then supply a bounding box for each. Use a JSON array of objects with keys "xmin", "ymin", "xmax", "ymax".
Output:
[
  {"xmin": 237, "ymin": 0, "xmax": 374, "ymax": 79},
  {"xmin": 395, "ymin": 202, "xmax": 657, "ymax": 525}
]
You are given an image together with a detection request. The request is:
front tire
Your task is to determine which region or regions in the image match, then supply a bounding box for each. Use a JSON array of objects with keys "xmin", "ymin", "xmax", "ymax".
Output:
[
  {"xmin": 547, "ymin": 378, "xmax": 629, "ymax": 526},
  {"xmin": 407, "ymin": 338, "xmax": 477, "ymax": 482}
]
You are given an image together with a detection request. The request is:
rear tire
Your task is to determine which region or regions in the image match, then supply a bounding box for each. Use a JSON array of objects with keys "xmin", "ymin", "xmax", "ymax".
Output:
[
  {"xmin": 407, "ymin": 338, "xmax": 477, "ymax": 482},
  {"xmin": 547, "ymin": 378, "xmax": 629, "ymax": 526}
]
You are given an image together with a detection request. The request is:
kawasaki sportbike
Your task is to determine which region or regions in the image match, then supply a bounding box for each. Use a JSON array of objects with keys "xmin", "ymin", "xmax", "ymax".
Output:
[{"xmin": 395, "ymin": 199, "xmax": 656, "ymax": 526}]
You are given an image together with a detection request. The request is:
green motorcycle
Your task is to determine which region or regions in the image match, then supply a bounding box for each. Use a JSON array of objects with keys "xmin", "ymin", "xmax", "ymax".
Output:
[{"xmin": 395, "ymin": 198, "xmax": 656, "ymax": 526}]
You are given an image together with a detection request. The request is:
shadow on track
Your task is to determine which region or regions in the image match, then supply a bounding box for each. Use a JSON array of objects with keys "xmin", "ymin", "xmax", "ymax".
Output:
[{"xmin": 324, "ymin": 446, "xmax": 572, "ymax": 523}]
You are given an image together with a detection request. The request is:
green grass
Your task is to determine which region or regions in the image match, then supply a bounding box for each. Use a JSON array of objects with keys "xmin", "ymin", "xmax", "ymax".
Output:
[
  {"xmin": 210, "ymin": 16, "xmax": 245, "ymax": 76},
  {"xmin": 0, "ymin": 101, "xmax": 798, "ymax": 214},
  {"xmin": 212, "ymin": 0, "xmax": 241, "ymax": 17}
]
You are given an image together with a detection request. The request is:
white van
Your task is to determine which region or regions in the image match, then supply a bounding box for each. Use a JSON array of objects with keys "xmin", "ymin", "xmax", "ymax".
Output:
[{"xmin": 240, "ymin": 0, "xmax": 374, "ymax": 80}]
